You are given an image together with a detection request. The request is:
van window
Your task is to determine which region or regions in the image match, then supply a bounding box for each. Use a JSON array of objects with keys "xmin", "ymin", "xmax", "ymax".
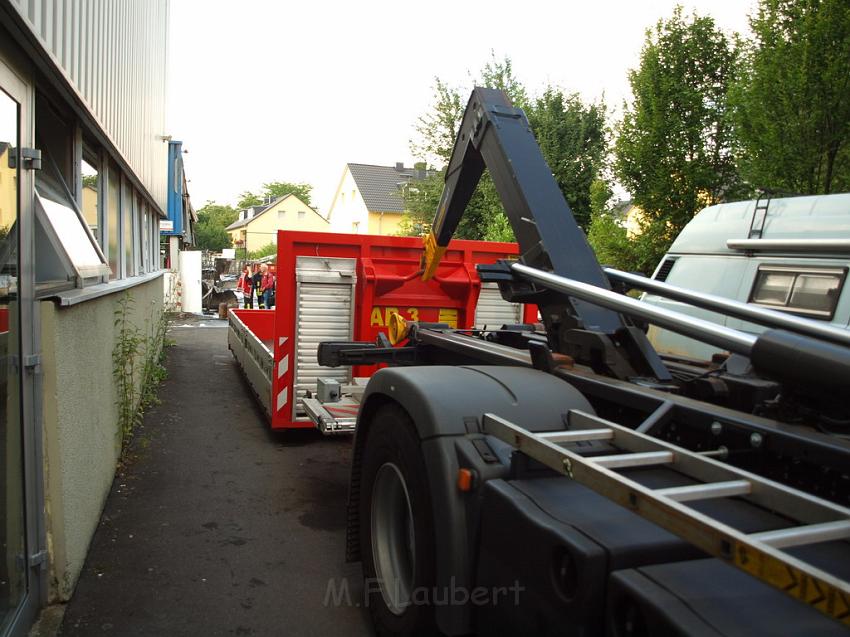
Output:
[{"xmin": 750, "ymin": 266, "xmax": 846, "ymax": 319}]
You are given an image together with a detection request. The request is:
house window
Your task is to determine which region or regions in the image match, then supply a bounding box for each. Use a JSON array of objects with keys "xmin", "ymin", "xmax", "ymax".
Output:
[
  {"xmin": 750, "ymin": 266, "xmax": 846, "ymax": 319},
  {"xmin": 352, "ymin": 221, "xmax": 360, "ymax": 233},
  {"xmin": 278, "ymin": 210, "xmax": 286, "ymax": 222},
  {"xmin": 298, "ymin": 211, "xmax": 305, "ymax": 221}
]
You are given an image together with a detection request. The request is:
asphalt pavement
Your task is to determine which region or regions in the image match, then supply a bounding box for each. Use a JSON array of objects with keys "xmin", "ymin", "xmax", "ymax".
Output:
[{"xmin": 58, "ymin": 315, "xmax": 373, "ymax": 637}]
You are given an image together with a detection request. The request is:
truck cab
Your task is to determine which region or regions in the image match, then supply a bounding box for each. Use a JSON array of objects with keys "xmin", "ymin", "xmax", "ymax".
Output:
[{"xmin": 644, "ymin": 193, "xmax": 850, "ymax": 361}]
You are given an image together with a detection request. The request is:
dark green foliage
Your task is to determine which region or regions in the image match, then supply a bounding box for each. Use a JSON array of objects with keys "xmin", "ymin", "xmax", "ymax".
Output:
[
  {"xmin": 237, "ymin": 181, "xmax": 313, "ymax": 209},
  {"xmin": 730, "ymin": 0, "xmax": 850, "ymax": 194},
  {"xmin": 613, "ymin": 7, "xmax": 742, "ymax": 269},
  {"xmin": 195, "ymin": 202, "xmax": 238, "ymax": 251},
  {"xmin": 527, "ymin": 89, "xmax": 608, "ymax": 230},
  {"xmin": 402, "ymin": 54, "xmax": 607, "ymax": 242},
  {"xmin": 614, "ymin": 7, "xmax": 743, "ymax": 227}
]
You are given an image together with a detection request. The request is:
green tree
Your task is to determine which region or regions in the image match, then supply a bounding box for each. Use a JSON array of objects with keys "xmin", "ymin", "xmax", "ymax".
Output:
[
  {"xmin": 238, "ymin": 181, "xmax": 313, "ymax": 210},
  {"xmin": 614, "ymin": 7, "xmax": 742, "ymax": 258},
  {"xmin": 247, "ymin": 243, "xmax": 278, "ymax": 259},
  {"xmin": 527, "ymin": 89, "xmax": 608, "ymax": 229},
  {"xmin": 262, "ymin": 181, "xmax": 313, "ymax": 206},
  {"xmin": 194, "ymin": 222, "xmax": 232, "ymax": 252},
  {"xmin": 237, "ymin": 191, "xmax": 263, "ymax": 209},
  {"xmin": 730, "ymin": 0, "xmax": 850, "ymax": 194},
  {"xmin": 194, "ymin": 202, "xmax": 238, "ymax": 251},
  {"xmin": 402, "ymin": 54, "xmax": 607, "ymax": 241}
]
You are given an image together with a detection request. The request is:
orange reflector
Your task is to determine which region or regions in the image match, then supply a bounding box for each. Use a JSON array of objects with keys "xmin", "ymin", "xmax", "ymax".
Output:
[{"xmin": 457, "ymin": 468, "xmax": 474, "ymax": 492}]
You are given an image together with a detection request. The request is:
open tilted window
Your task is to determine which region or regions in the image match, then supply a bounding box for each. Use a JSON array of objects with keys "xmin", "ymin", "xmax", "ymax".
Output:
[{"xmin": 35, "ymin": 148, "xmax": 110, "ymax": 290}]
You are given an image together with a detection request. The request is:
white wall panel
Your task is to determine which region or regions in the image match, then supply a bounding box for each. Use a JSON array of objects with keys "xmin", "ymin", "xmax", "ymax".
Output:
[{"xmin": 10, "ymin": 0, "xmax": 169, "ymax": 212}]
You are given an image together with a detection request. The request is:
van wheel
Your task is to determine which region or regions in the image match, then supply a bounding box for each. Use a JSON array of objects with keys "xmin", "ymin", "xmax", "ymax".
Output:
[{"xmin": 359, "ymin": 403, "xmax": 438, "ymax": 636}]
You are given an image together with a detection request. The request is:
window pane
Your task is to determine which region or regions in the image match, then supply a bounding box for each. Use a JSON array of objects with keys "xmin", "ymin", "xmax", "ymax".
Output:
[
  {"xmin": 36, "ymin": 193, "xmax": 109, "ymax": 278},
  {"xmin": 140, "ymin": 198, "xmax": 148, "ymax": 273},
  {"xmin": 123, "ymin": 179, "xmax": 134, "ymax": 277},
  {"xmin": 107, "ymin": 162, "xmax": 120, "ymax": 278},
  {"xmin": 789, "ymin": 274, "xmax": 843, "ymax": 315},
  {"xmin": 752, "ymin": 272, "xmax": 794, "ymax": 305},
  {"xmin": 81, "ymin": 158, "xmax": 99, "ymax": 239}
]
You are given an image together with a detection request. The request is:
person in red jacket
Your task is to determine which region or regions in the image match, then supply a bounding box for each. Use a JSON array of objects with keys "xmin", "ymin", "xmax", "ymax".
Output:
[
  {"xmin": 260, "ymin": 264, "xmax": 276, "ymax": 309},
  {"xmin": 237, "ymin": 265, "xmax": 254, "ymax": 308}
]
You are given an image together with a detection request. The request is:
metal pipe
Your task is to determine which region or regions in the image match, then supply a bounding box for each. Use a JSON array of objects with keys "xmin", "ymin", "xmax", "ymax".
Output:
[
  {"xmin": 605, "ymin": 267, "xmax": 850, "ymax": 349},
  {"xmin": 727, "ymin": 238, "xmax": 850, "ymax": 253},
  {"xmin": 511, "ymin": 263, "xmax": 757, "ymax": 356}
]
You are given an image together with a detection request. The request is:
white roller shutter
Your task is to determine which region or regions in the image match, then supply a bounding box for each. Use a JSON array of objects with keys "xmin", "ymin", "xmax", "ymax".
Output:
[
  {"xmin": 293, "ymin": 257, "xmax": 356, "ymax": 417},
  {"xmin": 475, "ymin": 282, "xmax": 523, "ymax": 329}
]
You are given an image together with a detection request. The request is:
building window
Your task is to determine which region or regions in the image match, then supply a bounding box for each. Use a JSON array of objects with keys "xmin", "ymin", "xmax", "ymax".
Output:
[
  {"xmin": 298, "ymin": 211, "xmax": 305, "ymax": 221},
  {"xmin": 106, "ymin": 161, "xmax": 120, "ymax": 279},
  {"xmin": 352, "ymin": 221, "xmax": 360, "ymax": 233},
  {"xmin": 278, "ymin": 210, "xmax": 286, "ymax": 222},
  {"xmin": 141, "ymin": 199, "xmax": 150, "ymax": 273},
  {"xmin": 81, "ymin": 156, "xmax": 99, "ymax": 238},
  {"xmin": 122, "ymin": 176, "xmax": 134, "ymax": 277}
]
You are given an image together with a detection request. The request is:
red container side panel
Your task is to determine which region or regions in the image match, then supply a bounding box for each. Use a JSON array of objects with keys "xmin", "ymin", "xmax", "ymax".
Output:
[
  {"xmin": 268, "ymin": 231, "xmax": 534, "ymax": 430},
  {"xmin": 232, "ymin": 309, "xmax": 276, "ymax": 344}
]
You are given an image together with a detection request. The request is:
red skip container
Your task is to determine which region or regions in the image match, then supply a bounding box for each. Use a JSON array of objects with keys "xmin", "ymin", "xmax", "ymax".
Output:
[{"xmin": 228, "ymin": 230, "xmax": 535, "ymax": 431}]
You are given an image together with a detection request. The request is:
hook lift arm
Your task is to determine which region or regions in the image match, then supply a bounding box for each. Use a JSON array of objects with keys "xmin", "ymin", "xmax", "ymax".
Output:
[{"xmin": 419, "ymin": 87, "xmax": 670, "ymax": 381}]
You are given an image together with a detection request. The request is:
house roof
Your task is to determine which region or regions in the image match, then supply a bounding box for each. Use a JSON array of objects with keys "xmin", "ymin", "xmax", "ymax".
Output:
[
  {"xmin": 347, "ymin": 163, "xmax": 432, "ymax": 213},
  {"xmin": 225, "ymin": 194, "xmax": 323, "ymax": 231}
]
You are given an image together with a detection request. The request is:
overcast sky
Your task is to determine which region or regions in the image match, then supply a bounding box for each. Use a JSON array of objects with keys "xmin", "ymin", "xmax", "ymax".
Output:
[{"xmin": 166, "ymin": 0, "xmax": 755, "ymax": 214}]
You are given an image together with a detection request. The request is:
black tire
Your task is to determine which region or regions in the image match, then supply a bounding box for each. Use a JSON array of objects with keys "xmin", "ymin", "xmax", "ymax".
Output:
[{"xmin": 359, "ymin": 403, "xmax": 439, "ymax": 636}]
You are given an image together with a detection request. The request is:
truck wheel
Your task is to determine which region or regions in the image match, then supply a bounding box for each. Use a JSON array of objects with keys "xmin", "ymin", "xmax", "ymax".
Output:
[{"xmin": 360, "ymin": 403, "xmax": 437, "ymax": 636}]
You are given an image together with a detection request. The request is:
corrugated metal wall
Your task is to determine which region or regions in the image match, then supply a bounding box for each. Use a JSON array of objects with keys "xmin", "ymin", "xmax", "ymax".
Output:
[{"xmin": 9, "ymin": 0, "xmax": 169, "ymax": 211}]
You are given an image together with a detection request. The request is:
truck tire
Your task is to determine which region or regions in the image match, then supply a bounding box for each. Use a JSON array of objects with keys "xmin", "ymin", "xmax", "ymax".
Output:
[{"xmin": 359, "ymin": 402, "xmax": 438, "ymax": 636}]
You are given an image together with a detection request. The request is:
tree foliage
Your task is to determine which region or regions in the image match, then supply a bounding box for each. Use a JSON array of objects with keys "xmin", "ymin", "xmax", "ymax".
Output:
[
  {"xmin": 237, "ymin": 181, "xmax": 313, "ymax": 209},
  {"xmin": 730, "ymin": 0, "xmax": 850, "ymax": 194},
  {"xmin": 247, "ymin": 243, "xmax": 278, "ymax": 259},
  {"xmin": 614, "ymin": 7, "xmax": 742, "ymax": 246},
  {"xmin": 194, "ymin": 202, "xmax": 237, "ymax": 251},
  {"xmin": 527, "ymin": 89, "xmax": 608, "ymax": 229},
  {"xmin": 401, "ymin": 53, "xmax": 608, "ymax": 241}
]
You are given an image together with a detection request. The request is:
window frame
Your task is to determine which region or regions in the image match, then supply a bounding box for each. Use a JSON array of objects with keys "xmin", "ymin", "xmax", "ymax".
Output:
[{"xmin": 749, "ymin": 265, "xmax": 847, "ymax": 320}]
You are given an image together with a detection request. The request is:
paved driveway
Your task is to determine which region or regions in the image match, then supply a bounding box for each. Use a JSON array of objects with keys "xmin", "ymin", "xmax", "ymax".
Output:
[{"xmin": 59, "ymin": 317, "xmax": 373, "ymax": 637}]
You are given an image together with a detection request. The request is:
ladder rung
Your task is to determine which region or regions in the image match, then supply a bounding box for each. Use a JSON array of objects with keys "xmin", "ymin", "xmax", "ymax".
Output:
[
  {"xmin": 482, "ymin": 411, "xmax": 850, "ymax": 627},
  {"xmin": 751, "ymin": 520, "xmax": 850, "ymax": 549},
  {"xmin": 656, "ymin": 479, "xmax": 751, "ymax": 502},
  {"xmin": 592, "ymin": 451, "xmax": 673, "ymax": 469},
  {"xmin": 537, "ymin": 428, "xmax": 613, "ymax": 443}
]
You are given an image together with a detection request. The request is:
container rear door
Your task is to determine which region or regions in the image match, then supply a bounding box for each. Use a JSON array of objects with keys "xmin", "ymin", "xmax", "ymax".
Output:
[
  {"xmin": 293, "ymin": 256, "xmax": 356, "ymax": 419},
  {"xmin": 475, "ymin": 282, "xmax": 522, "ymax": 328}
]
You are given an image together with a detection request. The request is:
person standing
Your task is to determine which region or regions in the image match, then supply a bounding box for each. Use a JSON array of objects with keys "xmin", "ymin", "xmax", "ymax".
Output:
[
  {"xmin": 252, "ymin": 263, "xmax": 264, "ymax": 309},
  {"xmin": 260, "ymin": 264, "xmax": 276, "ymax": 309},
  {"xmin": 238, "ymin": 265, "xmax": 253, "ymax": 308}
]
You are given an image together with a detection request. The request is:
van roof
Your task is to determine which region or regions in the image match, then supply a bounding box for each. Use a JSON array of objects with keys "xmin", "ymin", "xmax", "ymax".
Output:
[{"xmin": 668, "ymin": 193, "xmax": 850, "ymax": 255}]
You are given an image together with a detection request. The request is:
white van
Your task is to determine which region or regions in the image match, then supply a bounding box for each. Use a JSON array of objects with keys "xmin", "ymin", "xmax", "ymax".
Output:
[{"xmin": 643, "ymin": 193, "xmax": 850, "ymax": 361}]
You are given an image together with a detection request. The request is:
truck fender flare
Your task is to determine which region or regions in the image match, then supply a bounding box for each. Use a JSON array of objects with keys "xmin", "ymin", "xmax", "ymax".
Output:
[{"xmin": 347, "ymin": 365, "xmax": 594, "ymax": 635}]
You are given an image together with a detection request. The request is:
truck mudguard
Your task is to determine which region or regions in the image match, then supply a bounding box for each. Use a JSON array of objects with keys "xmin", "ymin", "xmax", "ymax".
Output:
[{"xmin": 348, "ymin": 365, "xmax": 593, "ymax": 635}]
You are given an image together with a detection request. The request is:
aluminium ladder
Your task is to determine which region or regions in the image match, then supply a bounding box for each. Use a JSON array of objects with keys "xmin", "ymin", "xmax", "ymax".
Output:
[{"xmin": 482, "ymin": 410, "xmax": 850, "ymax": 627}]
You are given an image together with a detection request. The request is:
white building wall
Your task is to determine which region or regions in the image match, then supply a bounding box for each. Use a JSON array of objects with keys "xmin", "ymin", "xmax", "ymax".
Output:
[
  {"xmin": 328, "ymin": 167, "xmax": 369, "ymax": 234},
  {"xmin": 9, "ymin": 0, "xmax": 169, "ymax": 211}
]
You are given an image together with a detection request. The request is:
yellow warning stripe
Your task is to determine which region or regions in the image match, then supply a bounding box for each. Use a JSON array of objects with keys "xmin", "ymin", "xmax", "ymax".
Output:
[{"xmin": 734, "ymin": 541, "xmax": 850, "ymax": 625}]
